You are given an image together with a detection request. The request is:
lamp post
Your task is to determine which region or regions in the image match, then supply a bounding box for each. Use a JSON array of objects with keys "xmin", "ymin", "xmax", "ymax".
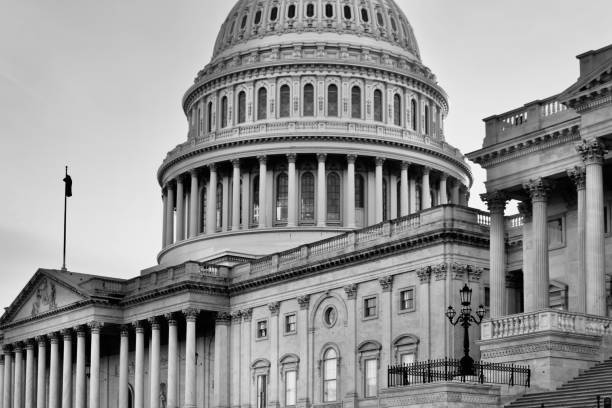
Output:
[{"xmin": 445, "ymin": 284, "xmax": 486, "ymax": 376}]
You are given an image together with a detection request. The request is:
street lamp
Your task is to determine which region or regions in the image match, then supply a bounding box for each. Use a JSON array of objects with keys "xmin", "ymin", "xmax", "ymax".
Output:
[{"xmin": 445, "ymin": 284, "xmax": 486, "ymax": 376}]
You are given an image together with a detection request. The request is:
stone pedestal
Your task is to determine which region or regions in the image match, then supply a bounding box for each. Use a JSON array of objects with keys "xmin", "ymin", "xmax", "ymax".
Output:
[{"xmin": 379, "ymin": 382, "xmax": 501, "ymax": 408}]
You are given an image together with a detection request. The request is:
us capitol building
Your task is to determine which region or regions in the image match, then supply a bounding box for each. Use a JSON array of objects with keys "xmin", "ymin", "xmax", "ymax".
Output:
[{"xmin": 1, "ymin": 1, "xmax": 611, "ymax": 407}]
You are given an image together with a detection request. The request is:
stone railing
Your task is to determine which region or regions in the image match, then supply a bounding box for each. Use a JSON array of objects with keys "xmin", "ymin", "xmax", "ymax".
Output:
[
  {"xmin": 505, "ymin": 214, "xmax": 524, "ymax": 229},
  {"xmin": 162, "ymin": 119, "xmax": 467, "ymax": 166},
  {"xmin": 481, "ymin": 309, "xmax": 612, "ymax": 340}
]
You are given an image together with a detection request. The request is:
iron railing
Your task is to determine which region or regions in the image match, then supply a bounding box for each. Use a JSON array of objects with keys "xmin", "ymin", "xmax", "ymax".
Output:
[{"xmin": 388, "ymin": 358, "xmax": 530, "ymax": 388}]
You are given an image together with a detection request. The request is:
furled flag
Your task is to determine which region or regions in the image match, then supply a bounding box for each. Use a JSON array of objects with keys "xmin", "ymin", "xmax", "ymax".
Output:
[{"xmin": 63, "ymin": 171, "xmax": 72, "ymax": 197}]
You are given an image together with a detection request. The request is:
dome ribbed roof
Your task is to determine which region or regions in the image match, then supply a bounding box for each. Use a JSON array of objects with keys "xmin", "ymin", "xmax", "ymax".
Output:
[{"xmin": 212, "ymin": 0, "xmax": 421, "ymax": 63}]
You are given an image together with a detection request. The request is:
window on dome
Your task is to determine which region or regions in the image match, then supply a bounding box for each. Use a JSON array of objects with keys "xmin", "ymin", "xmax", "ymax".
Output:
[
  {"xmin": 258, "ymin": 88, "xmax": 267, "ymax": 120},
  {"xmin": 300, "ymin": 172, "xmax": 315, "ymax": 222},
  {"xmin": 351, "ymin": 86, "xmax": 362, "ymax": 119},
  {"xmin": 373, "ymin": 89, "xmax": 383, "ymax": 122},
  {"xmin": 237, "ymin": 91, "xmax": 246, "ymax": 124},
  {"xmin": 355, "ymin": 174, "xmax": 365, "ymax": 208},
  {"xmin": 252, "ymin": 176, "xmax": 260, "ymax": 225},
  {"xmin": 424, "ymin": 105, "xmax": 430, "ymax": 135},
  {"xmin": 390, "ymin": 16, "xmax": 397, "ymax": 32},
  {"xmin": 207, "ymin": 102, "xmax": 213, "ymax": 132},
  {"xmin": 241, "ymin": 15, "xmax": 248, "ymax": 29},
  {"xmin": 287, "ymin": 4, "xmax": 296, "ymax": 19},
  {"xmin": 323, "ymin": 348, "xmax": 338, "ymax": 402},
  {"xmin": 327, "ymin": 173, "xmax": 341, "ymax": 222},
  {"xmin": 343, "ymin": 5, "xmax": 352, "ymax": 20},
  {"xmin": 280, "ymin": 85, "xmax": 291, "ymax": 118},
  {"xmin": 303, "ymin": 84, "xmax": 314, "ymax": 117},
  {"xmin": 415, "ymin": 182, "xmax": 422, "ymax": 211},
  {"xmin": 306, "ymin": 3, "xmax": 315, "ymax": 18},
  {"xmin": 382, "ymin": 178, "xmax": 388, "ymax": 221},
  {"xmin": 229, "ymin": 21, "xmax": 236, "ymax": 38},
  {"xmin": 216, "ymin": 182, "xmax": 223, "ymax": 231},
  {"xmin": 325, "ymin": 4, "xmax": 334, "ymax": 18},
  {"xmin": 270, "ymin": 6, "xmax": 278, "ymax": 22},
  {"xmin": 328, "ymin": 84, "xmax": 338, "ymax": 117},
  {"xmin": 411, "ymin": 99, "xmax": 417, "ymax": 131},
  {"xmin": 200, "ymin": 186, "xmax": 207, "ymax": 233},
  {"xmin": 361, "ymin": 8, "xmax": 369, "ymax": 22},
  {"xmin": 221, "ymin": 96, "xmax": 228, "ymax": 128},
  {"xmin": 393, "ymin": 94, "xmax": 401, "ymax": 126},
  {"xmin": 376, "ymin": 12, "xmax": 384, "ymax": 27},
  {"xmin": 254, "ymin": 10, "xmax": 262, "ymax": 25},
  {"xmin": 276, "ymin": 173, "xmax": 288, "ymax": 223}
]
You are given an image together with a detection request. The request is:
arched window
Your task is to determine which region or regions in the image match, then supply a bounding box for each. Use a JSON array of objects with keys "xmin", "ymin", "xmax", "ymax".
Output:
[
  {"xmin": 361, "ymin": 8, "xmax": 369, "ymax": 22},
  {"xmin": 220, "ymin": 96, "xmax": 228, "ymax": 128},
  {"xmin": 300, "ymin": 172, "xmax": 315, "ymax": 222},
  {"xmin": 216, "ymin": 182, "xmax": 223, "ymax": 230},
  {"xmin": 200, "ymin": 186, "xmax": 207, "ymax": 233},
  {"xmin": 393, "ymin": 94, "xmax": 401, "ymax": 126},
  {"xmin": 343, "ymin": 5, "xmax": 352, "ymax": 20},
  {"xmin": 303, "ymin": 84, "xmax": 314, "ymax": 116},
  {"xmin": 411, "ymin": 99, "xmax": 417, "ymax": 131},
  {"xmin": 328, "ymin": 84, "xmax": 338, "ymax": 117},
  {"xmin": 390, "ymin": 17, "xmax": 397, "ymax": 32},
  {"xmin": 207, "ymin": 102, "xmax": 213, "ymax": 132},
  {"xmin": 258, "ymin": 88, "xmax": 267, "ymax": 120},
  {"xmin": 351, "ymin": 86, "xmax": 361, "ymax": 119},
  {"xmin": 276, "ymin": 173, "xmax": 288, "ymax": 223},
  {"xmin": 424, "ymin": 105, "xmax": 430, "ymax": 135},
  {"xmin": 325, "ymin": 4, "xmax": 334, "ymax": 18},
  {"xmin": 306, "ymin": 3, "xmax": 315, "ymax": 17},
  {"xmin": 323, "ymin": 348, "xmax": 338, "ymax": 402},
  {"xmin": 382, "ymin": 178, "xmax": 388, "ymax": 221},
  {"xmin": 280, "ymin": 85, "xmax": 291, "ymax": 118},
  {"xmin": 355, "ymin": 174, "xmax": 365, "ymax": 208},
  {"xmin": 252, "ymin": 176, "xmax": 260, "ymax": 225},
  {"xmin": 376, "ymin": 12, "xmax": 384, "ymax": 27},
  {"xmin": 241, "ymin": 15, "xmax": 248, "ymax": 29},
  {"xmin": 373, "ymin": 90, "xmax": 383, "ymax": 122},
  {"xmin": 270, "ymin": 6, "xmax": 278, "ymax": 21},
  {"xmin": 237, "ymin": 91, "xmax": 246, "ymax": 124},
  {"xmin": 254, "ymin": 10, "xmax": 262, "ymax": 25},
  {"xmin": 287, "ymin": 4, "xmax": 296, "ymax": 19},
  {"xmin": 326, "ymin": 173, "xmax": 341, "ymax": 222}
]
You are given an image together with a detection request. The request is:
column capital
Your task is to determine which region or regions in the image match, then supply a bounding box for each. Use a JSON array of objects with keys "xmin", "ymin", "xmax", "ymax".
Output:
[
  {"xmin": 119, "ymin": 325, "xmax": 130, "ymax": 337},
  {"xmin": 175, "ymin": 174, "xmax": 185, "ymax": 184},
  {"xmin": 183, "ymin": 308, "xmax": 200, "ymax": 322},
  {"xmin": 88, "ymin": 321, "xmax": 103, "ymax": 333},
  {"xmin": 257, "ymin": 155, "xmax": 267, "ymax": 164},
  {"xmin": 268, "ymin": 301, "xmax": 280, "ymax": 316},
  {"xmin": 35, "ymin": 335, "xmax": 46, "ymax": 345},
  {"xmin": 208, "ymin": 162, "xmax": 217, "ymax": 172},
  {"xmin": 439, "ymin": 173, "xmax": 448, "ymax": 182},
  {"xmin": 343, "ymin": 283, "xmax": 358, "ymax": 299},
  {"xmin": 346, "ymin": 154, "xmax": 357, "ymax": 164},
  {"xmin": 400, "ymin": 161, "xmax": 410, "ymax": 170},
  {"xmin": 25, "ymin": 339, "xmax": 36, "ymax": 350},
  {"xmin": 378, "ymin": 275, "xmax": 393, "ymax": 292},
  {"xmin": 148, "ymin": 316, "xmax": 161, "ymax": 330},
  {"xmin": 189, "ymin": 168, "xmax": 200, "ymax": 177},
  {"xmin": 422, "ymin": 166, "xmax": 431, "ymax": 175},
  {"xmin": 230, "ymin": 311, "xmax": 242, "ymax": 323},
  {"xmin": 48, "ymin": 332, "xmax": 61, "ymax": 344},
  {"xmin": 577, "ymin": 139, "xmax": 607, "ymax": 165},
  {"xmin": 75, "ymin": 325, "xmax": 87, "ymax": 337},
  {"xmin": 133, "ymin": 320, "xmax": 146, "ymax": 333},
  {"xmin": 286, "ymin": 153, "xmax": 297, "ymax": 163},
  {"xmin": 317, "ymin": 153, "xmax": 327, "ymax": 163},
  {"xmin": 60, "ymin": 328, "xmax": 72, "ymax": 340},
  {"xmin": 375, "ymin": 156, "xmax": 385, "ymax": 166},
  {"xmin": 215, "ymin": 312, "xmax": 231, "ymax": 325},
  {"xmin": 416, "ymin": 266, "xmax": 431, "ymax": 283},
  {"xmin": 242, "ymin": 308, "xmax": 253, "ymax": 322},
  {"xmin": 567, "ymin": 166, "xmax": 586, "ymax": 190},
  {"xmin": 523, "ymin": 178, "xmax": 551, "ymax": 202},
  {"xmin": 2, "ymin": 344, "xmax": 12, "ymax": 354},
  {"xmin": 231, "ymin": 158, "xmax": 241, "ymax": 168},
  {"xmin": 480, "ymin": 190, "xmax": 508, "ymax": 212},
  {"xmin": 297, "ymin": 294, "xmax": 311, "ymax": 309},
  {"xmin": 165, "ymin": 312, "xmax": 178, "ymax": 325},
  {"xmin": 165, "ymin": 181, "xmax": 175, "ymax": 192},
  {"xmin": 13, "ymin": 342, "xmax": 24, "ymax": 352}
]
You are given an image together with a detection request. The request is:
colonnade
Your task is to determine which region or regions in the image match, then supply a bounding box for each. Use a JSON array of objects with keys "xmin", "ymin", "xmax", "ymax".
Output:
[
  {"xmin": 161, "ymin": 154, "xmax": 467, "ymax": 247},
  {"xmin": 0, "ymin": 310, "xmax": 226, "ymax": 408},
  {"xmin": 482, "ymin": 138, "xmax": 607, "ymax": 318}
]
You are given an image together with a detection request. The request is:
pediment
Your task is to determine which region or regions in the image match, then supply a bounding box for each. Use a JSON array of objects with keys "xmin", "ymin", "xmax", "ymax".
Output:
[
  {"xmin": 559, "ymin": 57, "xmax": 612, "ymax": 108},
  {"xmin": 2, "ymin": 270, "xmax": 90, "ymax": 324}
]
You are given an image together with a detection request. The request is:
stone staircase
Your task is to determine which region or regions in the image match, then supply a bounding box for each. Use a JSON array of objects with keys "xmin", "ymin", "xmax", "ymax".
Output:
[{"xmin": 506, "ymin": 358, "xmax": 612, "ymax": 407}]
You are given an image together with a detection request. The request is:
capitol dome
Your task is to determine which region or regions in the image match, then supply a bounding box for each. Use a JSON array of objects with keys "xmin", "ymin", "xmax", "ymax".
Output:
[{"xmin": 157, "ymin": 0, "xmax": 472, "ymax": 266}]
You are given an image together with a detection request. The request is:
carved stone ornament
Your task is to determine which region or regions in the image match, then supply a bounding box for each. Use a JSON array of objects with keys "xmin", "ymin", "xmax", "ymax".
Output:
[
  {"xmin": 416, "ymin": 266, "xmax": 431, "ymax": 283},
  {"xmin": 230, "ymin": 310, "xmax": 243, "ymax": 323},
  {"xmin": 148, "ymin": 316, "xmax": 161, "ymax": 330},
  {"xmin": 480, "ymin": 190, "xmax": 507, "ymax": 213},
  {"xmin": 567, "ymin": 166, "xmax": 586, "ymax": 190},
  {"xmin": 468, "ymin": 267, "xmax": 484, "ymax": 282},
  {"xmin": 451, "ymin": 263, "xmax": 468, "ymax": 280},
  {"xmin": 215, "ymin": 312, "xmax": 232, "ymax": 324},
  {"xmin": 268, "ymin": 302, "xmax": 280, "ymax": 316},
  {"xmin": 576, "ymin": 139, "xmax": 607, "ymax": 165},
  {"xmin": 432, "ymin": 263, "xmax": 448, "ymax": 281},
  {"xmin": 523, "ymin": 178, "xmax": 551, "ymax": 202},
  {"xmin": 378, "ymin": 276, "xmax": 393, "ymax": 292},
  {"xmin": 297, "ymin": 295, "xmax": 311, "ymax": 309},
  {"xmin": 343, "ymin": 284, "xmax": 358, "ymax": 299},
  {"xmin": 183, "ymin": 308, "xmax": 200, "ymax": 322},
  {"xmin": 31, "ymin": 277, "xmax": 57, "ymax": 317},
  {"xmin": 242, "ymin": 308, "xmax": 253, "ymax": 322}
]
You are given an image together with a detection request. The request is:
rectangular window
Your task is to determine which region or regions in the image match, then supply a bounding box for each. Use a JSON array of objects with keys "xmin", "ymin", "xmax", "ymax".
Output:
[
  {"xmin": 364, "ymin": 297, "xmax": 377, "ymax": 318},
  {"xmin": 364, "ymin": 359, "xmax": 377, "ymax": 397},
  {"xmin": 257, "ymin": 320, "xmax": 268, "ymax": 338},
  {"xmin": 285, "ymin": 370, "xmax": 297, "ymax": 406},
  {"xmin": 285, "ymin": 313, "xmax": 297, "ymax": 334},
  {"xmin": 484, "ymin": 287, "xmax": 490, "ymax": 316},
  {"xmin": 257, "ymin": 374, "xmax": 267, "ymax": 408},
  {"xmin": 400, "ymin": 288, "xmax": 415, "ymax": 311}
]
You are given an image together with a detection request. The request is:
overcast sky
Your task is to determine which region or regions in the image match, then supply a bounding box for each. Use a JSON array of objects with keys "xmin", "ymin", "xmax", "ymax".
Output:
[{"xmin": 1, "ymin": 0, "xmax": 611, "ymax": 308}]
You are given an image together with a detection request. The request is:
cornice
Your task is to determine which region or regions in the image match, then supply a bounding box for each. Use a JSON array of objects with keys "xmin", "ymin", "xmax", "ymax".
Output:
[{"xmin": 119, "ymin": 279, "xmax": 229, "ymax": 307}]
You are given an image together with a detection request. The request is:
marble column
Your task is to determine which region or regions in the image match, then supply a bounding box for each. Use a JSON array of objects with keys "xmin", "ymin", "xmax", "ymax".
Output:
[
  {"xmin": 189, "ymin": 170, "xmax": 199, "ymax": 238},
  {"xmin": 317, "ymin": 154, "xmax": 327, "ymax": 227},
  {"xmin": 207, "ymin": 163, "xmax": 218, "ymax": 234},
  {"xmin": 35, "ymin": 337, "xmax": 46, "ymax": 408},
  {"xmin": 2, "ymin": 347, "xmax": 11, "ymax": 408},
  {"xmin": 232, "ymin": 159, "xmax": 241, "ymax": 231},
  {"xmin": 240, "ymin": 310, "xmax": 252, "ymax": 408},
  {"xmin": 176, "ymin": 177, "xmax": 185, "ymax": 241},
  {"xmin": 439, "ymin": 174, "xmax": 448, "ymax": 205},
  {"xmin": 230, "ymin": 312, "xmax": 242, "ymax": 408},
  {"xmin": 213, "ymin": 313, "xmax": 230, "ymax": 408},
  {"xmin": 296, "ymin": 296, "xmax": 310, "ymax": 407},
  {"xmin": 268, "ymin": 303, "xmax": 280, "ymax": 408},
  {"xmin": 287, "ymin": 154, "xmax": 297, "ymax": 227},
  {"xmin": 165, "ymin": 183, "xmax": 175, "ymax": 246},
  {"xmin": 379, "ymin": 277, "xmax": 393, "ymax": 387},
  {"xmin": 13, "ymin": 344, "xmax": 23, "ymax": 408},
  {"xmin": 166, "ymin": 314, "xmax": 178, "ymax": 408},
  {"xmin": 577, "ymin": 140, "xmax": 607, "ymax": 315},
  {"xmin": 524, "ymin": 178, "xmax": 551, "ymax": 310},
  {"xmin": 258, "ymin": 156, "xmax": 267, "ymax": 228},
  {"xmin": 400, "ymin": 162, "xmax": 409, "ymax": 216},
  {"xmin": 74, "ymin": 327, "xmax": 86, "ymax": 408},
  {"xmin": 451, "ymin": 181, "xmax": 460, "ymax": 205},
  {"xmin": 241, "ymin": 171, "xmax": 251, "ymax": 230},
  {"xmin": 482, "ymin": 191, "xmax": 507, "ymax": 317},
  {"xmin": 24, "ymin": 340, "xmax": 35, "ymax": 408},
  {"xmin": 184, "ymin": 309, "xmax": 198, "ymax": 408},
  {"xmin": 409, "ymin": 176, "xmax": 417, "ymax": 213},
  {"xmin": 61, "ymin": 330, "xmax": 72, "ymax": 408},
  {"xmin": 149, "ymin": 318, "xmax": 160, "ymax": 408},
  {"xmin": 49, "ymin": 334, "xmax": 60, "ymax": 408},
  {"xmin": 0, "ymin": 355, "xmax": 4, "ymax": 408},
  {"xmin": 567, "ymin": 167, "xmax": 586, "ymax": 312},
  {"xmin": 89, "ymin": 323, "xmax": 101, "ymax": 408},
  {"xmin": 134, "ymin": 321, "xmax": 145, "ymax": 408},
  {"xmin": 421, "ymin": 166, "xmax": 431, "ymax": 209},
  {"xmin": 390, "ymin": 173, "xmax": 398, "ymax": 219},
  {"xmin": 162, "ymin": 190, "xmax": 168, "ymax": 247},
  {"xmin": 346, "ymin": 155, "xmax": 357, "ymax": 228},
  {"xmin": 375, "ymin": 157, "xmax": 385, "ymax": 223},
  {"xmin": 118, "ymin": 326, "xmax": 129, "ymax": 408}
]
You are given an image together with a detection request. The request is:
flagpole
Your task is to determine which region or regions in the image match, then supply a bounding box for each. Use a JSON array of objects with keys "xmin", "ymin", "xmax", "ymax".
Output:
[{"xmin": 62, "ymin": 165, "xmax": 68, "ymax": 271}]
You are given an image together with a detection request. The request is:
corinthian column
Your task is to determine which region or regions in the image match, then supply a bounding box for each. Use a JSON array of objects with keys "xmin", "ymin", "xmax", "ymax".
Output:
[
  {"xmin": 400, "ymin": 162, "xmax": 409, "ymax": 216},
  {"xmin": 577, "ymin": 139, "xmax": 607, "ymax": 315},
  {"xmin": 118, "ymin": 326, "xmax": 129, "ymax": 408},
  {"xmin": 134, "ymin": 321, "xmax": 145, "ymax": 408},
  {"xmin": 207, "ymin": 163, "xmax": 218, "ymax": 234},
  {"xmin": 14, "ymin": 343, "xmax": 24, "ymax": 408},
  {"xmin": 183, "ymin": 309, "xmax": 199, "ymax": 408},
  {"xmin": 175, "ymin": 176, "xmax": 185, "ymax": 241},
  {"xmin": 421, "ymin": 166, "xmax": 431, "ymax": 209},
  {"xmin": 213, "ymin": 313, "xmax": 231, "ymax": 408},
  {"xmin": 25, "ymin": 340, "xmax": 35, "ymax": 408},
  {"xmin": 149, "ymin": 317, "xmax": 161, "ymax": 408},
  {"xmin": 2, "ymin": 346, "xmax": 12, "ymax": 408},
  {"xmin": 189, "ymin": 170, "xmax": 199, "ymax": 238},
  {"xmin": 61, "ymin": 330, "xmax": 72, "ymax": 408},
  {"xmin": 482, "ymin": 191, "xmax": 508, "ymax": 317},
  {"xmin": 346, "ymin": 155, "xmax": 357, "ymax": 228},
  {"xmin": 232, "ymin": 159, "xmax": 241, "ymax": 231},
  {"xmin": 75, "ymin": 326, "xmax": 87, "ymax": 408},
  {"xmin": 287, "ymin": 154, "xmax": 297, "ymax": 227},
  {"xmin": 49, "ymin": 334, "xmax": 60, "ymax": 408},
  {"xmin": 317, "ymin": 154, "xmax": 327, "ymax": 227},
  {"xmin": 524, "ymin": 178, "xmax": 551, "ymax": 310},
  {"xmin": 375, "ymin": 157, "xmax": 385, "ymax": 223},
  {"xmin": 36, "ymin": 337, "xmax": 46, "ymax": 408},
  {"xmin": 166, "ymin": 314, "xmax": 178, "ymax": 408},
  {"xmin": 89, "ymin": 322, "xmax": 101, "ymax": 408},
  {"xmin": 568, "ymin": 166, "xmax": 586, "ymax": 313}
]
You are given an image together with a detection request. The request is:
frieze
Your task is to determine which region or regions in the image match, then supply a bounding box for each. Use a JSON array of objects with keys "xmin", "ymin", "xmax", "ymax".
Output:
[
  {"xmin": 432, "ymin": 263, "xmax": 448, "ymax": 281},
  {"xmin": 481, "ymin": 341, "xmax": 599, "ymax": 359},
  {"xmin": 416, "ymin": 266, "xmax": 431, "ymax": 283}
]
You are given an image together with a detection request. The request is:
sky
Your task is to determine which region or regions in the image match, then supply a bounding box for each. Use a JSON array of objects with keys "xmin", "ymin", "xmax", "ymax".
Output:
[{"xmin": 0, "ymin": 0, "xmax": 611, "ymax": 308}]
